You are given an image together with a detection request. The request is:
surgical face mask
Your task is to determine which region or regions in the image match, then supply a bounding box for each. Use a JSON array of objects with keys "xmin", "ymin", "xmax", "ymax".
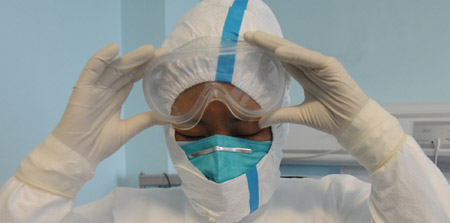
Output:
[
  {"xmin": 143, "ymin": 37, "xmax": 289, "ymax": 130},
  {"xmin": 165, "ymin": 125, "xmax": 285, "ymax": 223},
  {"xmin": 178, "ymin": 135, "xmax": 272, "ymax": 183}
]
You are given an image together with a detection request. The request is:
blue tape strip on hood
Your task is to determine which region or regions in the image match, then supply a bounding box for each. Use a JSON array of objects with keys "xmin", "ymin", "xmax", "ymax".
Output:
[
  {"xmin": 215, "ymin": 0, "xmax": 259, "ymax": 213},
  {"xmin": 246, "ymin": 166, "xmax": 259, "ymax": 213},
  {"xmin": 215, "ymin": 0, "xmax": 248, "ymax": 83}
]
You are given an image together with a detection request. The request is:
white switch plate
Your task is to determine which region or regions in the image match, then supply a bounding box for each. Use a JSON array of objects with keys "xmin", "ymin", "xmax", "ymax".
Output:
[{"xmin": 413, "ymin": 121, "xmax": 450, "ymax": 148}]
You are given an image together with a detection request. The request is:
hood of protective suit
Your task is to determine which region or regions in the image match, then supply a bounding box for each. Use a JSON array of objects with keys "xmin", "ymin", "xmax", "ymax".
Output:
[{"xmin": 161, "ymin": 0, "xmax": 290, "ymax": 222}]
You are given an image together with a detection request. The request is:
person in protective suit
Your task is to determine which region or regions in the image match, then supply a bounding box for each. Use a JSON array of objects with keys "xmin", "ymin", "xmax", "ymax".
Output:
[{"xmin": 1, "ymin": 0, "xmax": 449, "ymax": 222}]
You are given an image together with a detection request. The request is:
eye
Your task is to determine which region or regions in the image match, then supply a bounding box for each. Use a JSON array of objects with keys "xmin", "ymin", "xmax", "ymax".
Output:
[
  {"xmin": 236, "ymin": 131, "xmax": 260, "ymax": 139},
  {"xmin": 234, "ymin": 126, "xmax": 273, "ymax": 141},
  {"xmin": 175, "ymin": 131, "xmax": 205, "ymax": 141},
  {"xmin": 235, "ymin": 130, "xmax": 266, "ymax": 141}
]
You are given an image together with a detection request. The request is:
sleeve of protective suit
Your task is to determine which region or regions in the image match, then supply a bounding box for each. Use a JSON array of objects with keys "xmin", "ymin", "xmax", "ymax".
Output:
[
  {"xmin": 0, "ymin": 177, "xmax": 75, "ymax": 223},
  {"xmin": 339, "ymin": 100, "xmax": 450, "ymax": 222},
  {"xmin": 0, "ymin": 136, "xmax": 95, "ymax": 223},
  {"xmin": 0, "ymin": 179, "xmax": 115, "ymax": 223},
  {"xmin": 0, "ymin": 135, "xmax": 120, "ymax": 223}
]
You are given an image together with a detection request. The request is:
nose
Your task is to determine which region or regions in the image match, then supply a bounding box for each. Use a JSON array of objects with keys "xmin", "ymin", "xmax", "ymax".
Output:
[{"xmin": 202, "ymin": 101, "xmax": 235, "ymax": 137}]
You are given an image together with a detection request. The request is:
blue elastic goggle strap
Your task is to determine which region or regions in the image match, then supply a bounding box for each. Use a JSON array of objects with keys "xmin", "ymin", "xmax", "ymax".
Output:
[{"xmin": 215, "ymin": 0, "xmax": 248, "ymax": 83}]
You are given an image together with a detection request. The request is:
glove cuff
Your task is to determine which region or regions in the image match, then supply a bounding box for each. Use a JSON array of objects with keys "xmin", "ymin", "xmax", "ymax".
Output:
[
  {"xmin": 15, "ymin": 134, "xmax": 94, "ymax": 199},
  {"xmin": 337, "ymin": 99, "xmax": 407, "ymax": 172}
]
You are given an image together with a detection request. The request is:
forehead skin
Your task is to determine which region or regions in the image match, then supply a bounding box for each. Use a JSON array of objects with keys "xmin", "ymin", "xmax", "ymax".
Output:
[{"xmin": 172, "ymin": 82, "xmax": 272, "ymax": 141}]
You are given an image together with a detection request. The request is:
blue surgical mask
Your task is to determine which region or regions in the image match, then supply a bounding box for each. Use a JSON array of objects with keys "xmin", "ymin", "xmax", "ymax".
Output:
[{"xmin": 179, "ymin": 135, "xmax": 272, "ymax": 183}]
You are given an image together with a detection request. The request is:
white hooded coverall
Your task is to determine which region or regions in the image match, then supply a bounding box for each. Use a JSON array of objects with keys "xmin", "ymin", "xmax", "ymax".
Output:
[{"xmin": 1, "ymin": 0, "xmax": 450, "ymax": 222}]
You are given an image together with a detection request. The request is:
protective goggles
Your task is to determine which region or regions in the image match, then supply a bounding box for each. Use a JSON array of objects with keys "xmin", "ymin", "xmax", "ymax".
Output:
[{"xmin": 143, "ymin": 37, "xmax": 288, "ymax": 130}]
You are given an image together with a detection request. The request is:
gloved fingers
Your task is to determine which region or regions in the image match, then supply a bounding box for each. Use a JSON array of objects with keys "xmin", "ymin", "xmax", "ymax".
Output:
[
  {"xmin": 258, "ymin": 105, "xmax": 309, "ymax": 129},
  {"xmin": 283, "ymin": 62, "xmax": 336, "ymax": 105},
  {"xmin": 135, "ymin": 48, "xmax": 168, "ymax": 82},
  {"xmin": 282, "ymin": 63, "xmax": 317, "ymax": 93},
  {"xmin": 135, "ymin": 47, "xmax": 167, "ymax": 82},
  {"xmin": 274, "ymin": 45, "xmax": 331, "ymax": 70},
  {"xmin": 283, "ymin": 51, "xmax": 360, "ymax": 103},
  {"xmin": 110, "ymin": 47, "xmax": 168, "ymax": 90},
  {"xmin": 244, "ymin": 30, "xmax": 298, "ymax": 52},
  {"xmin": 303, "ymin": 90, "xmax": 318, "ymax": 104},
  {"xmin": 154, "ymin": 47, "xmax": 168, "ymax": 59},
  {"xmin": 97, "ymin": 44, "xmax": 155, "ymax": 88},
  {"xmin": 109, "ymin": 47, "xmax": 166, "ymax": 91},
  {"xmin": 114, "ymin": 82, "xmax": 134, "ymax": 105},
  {"xmin": 259, "ymin": 100, "xmax": 332, "ymax": 132},
  {"xmin": 133, "ymin": 48, "xmax": 168, "ymax": 82},
  {"xmin": 77, "ymin": 43, "xmax": 120, "ymax": 85},
  {"xmin": 259, "ymin": 63, "xmax": 328, "ymax": 129},
  {"xmin": 244, "ymin": 30, "xmax": 330, "ymax": 69},
  {"xmin": 120, "ymin": 111, "xmax": 168, "ymax": 143},
  {"xmin": 109, "ymin": 60, "xmax": 150, "ymax": 91}
]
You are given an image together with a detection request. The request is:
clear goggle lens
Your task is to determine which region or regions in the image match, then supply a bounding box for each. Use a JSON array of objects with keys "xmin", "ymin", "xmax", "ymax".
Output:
[{"xmin": 143, "ymin": 37, "xmax": 288, "ymax": 130}]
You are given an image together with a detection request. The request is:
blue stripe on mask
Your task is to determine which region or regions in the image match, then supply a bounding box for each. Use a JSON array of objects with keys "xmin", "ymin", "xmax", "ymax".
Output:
[
  {"xmin": 215, "ymin": 0, "xmax": 248, "ymax": 83},
  {"xmin": 246, "ymin": 166, "xmax": 259, "ymax": 213}
]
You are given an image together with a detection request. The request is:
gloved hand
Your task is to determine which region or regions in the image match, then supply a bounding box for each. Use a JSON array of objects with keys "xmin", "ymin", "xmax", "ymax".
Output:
[
  {"xmin": 245, "ymin": 31, "xmax": 406, "ymax": 172},
  {"xmin": 244, "ymin": 31, "xmax": 369, "ymax": 138},
  {"xmin": 52, "ymin": 43, "xmax": 166, "ymax": 167}
]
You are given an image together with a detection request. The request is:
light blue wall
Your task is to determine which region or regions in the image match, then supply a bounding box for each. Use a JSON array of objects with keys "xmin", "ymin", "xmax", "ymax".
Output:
[
  {"xmin": 120, "ymin": 0, "xmax": 168, "ymax": 188},
  {"xmin": 165, "ymin": 0, "xmax": 200, "ymax": 36},
  {"xmin": 0, "ymin": 1, "xmax": 126, "ymax": 206},
  {"xmin": 265, "ymin": 0, "xmax": 450, "ymax": 105}
]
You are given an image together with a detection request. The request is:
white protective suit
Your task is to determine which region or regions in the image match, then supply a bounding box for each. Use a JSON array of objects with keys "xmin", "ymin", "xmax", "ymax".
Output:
[{"xmin": 1, "ymin": 0, "xmax": 450, "ymax": 222}]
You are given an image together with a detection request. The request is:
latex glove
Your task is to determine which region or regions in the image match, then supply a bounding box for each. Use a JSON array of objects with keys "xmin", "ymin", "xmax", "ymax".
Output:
[
  {"xmin": 244, "ymin": 31, "xmax": 369, "ymax": 138},
  {"xmin": 245, "ymin": 31, "xmax": 406, "ymax": 172},
  {"xmin": 52, "ymin": 43, "xmax": 166, "ymax": 167}
]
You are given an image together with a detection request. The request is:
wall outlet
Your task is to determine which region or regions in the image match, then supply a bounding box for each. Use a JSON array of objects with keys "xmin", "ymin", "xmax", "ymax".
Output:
[{"xmin": 413, "ymin": 121, "xmax": 450, "ymax": 148}]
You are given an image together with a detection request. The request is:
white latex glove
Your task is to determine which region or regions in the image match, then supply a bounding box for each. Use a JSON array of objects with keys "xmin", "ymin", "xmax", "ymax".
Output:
[
  {"xmin": 52, "ymin": 43, "xmax": 166, "ymax": 167},
  {"xmin": 244, "ymin": 31, "xmax": 369, "ymax": 138},
  {"xmin": 245, "ymin": 31, "xmax": 407, "ymax": 172}
]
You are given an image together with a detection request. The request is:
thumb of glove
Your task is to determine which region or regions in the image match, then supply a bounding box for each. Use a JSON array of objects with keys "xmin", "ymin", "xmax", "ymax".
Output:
[
  {"xmin": 259, "ymin": 100, "xmax": 338, "ymax": 135},
  {"xmin": 120, "ymin": 111, "xmax": 168, "ymax": 143},
  {"xmin": 259, "ymin": 106, "xmax": 300, "ymax": 129}
]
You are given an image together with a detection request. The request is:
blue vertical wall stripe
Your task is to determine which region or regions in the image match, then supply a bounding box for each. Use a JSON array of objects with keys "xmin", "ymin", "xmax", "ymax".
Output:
[
  {"xmin": 246, "ymin": 166, "xmax": 259, "ymax": 213},
  {"xmin": 215, "ymin": 0, "xmax": 248, "ymax": 83}
]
